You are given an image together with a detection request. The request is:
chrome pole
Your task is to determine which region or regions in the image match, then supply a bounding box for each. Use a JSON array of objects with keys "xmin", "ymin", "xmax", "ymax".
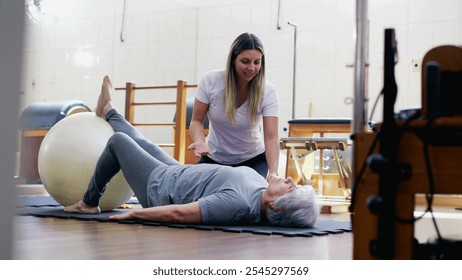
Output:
[
  {"xmin": 350, "ymin": 0, "xmax": 368, "ymax": 212},
  {"xmin": 288, "ymin": 21, "xmax": 298, "ymax": 120},
  {"xmin": 277, "ymin": 0, "xmax": 282, "ymax": 30},
  {"xmin": 353, "ymin": 0, "xmax": 368, "ymax": 133}
]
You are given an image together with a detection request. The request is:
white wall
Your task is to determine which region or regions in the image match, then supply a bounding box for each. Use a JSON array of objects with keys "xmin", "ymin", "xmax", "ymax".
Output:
[{"xmin": 22, "ymin": 0, "xmax": 462, "ymax": 143}]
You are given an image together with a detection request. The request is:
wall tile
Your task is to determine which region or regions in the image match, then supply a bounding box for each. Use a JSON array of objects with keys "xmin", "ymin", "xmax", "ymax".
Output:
[
  {"xmin": 435, "ymin": 0, "xmax": 461, "ymax": 21},
  {"xmin": 21, "ymin": 0, "xmax": 462, "ymax": 143}
]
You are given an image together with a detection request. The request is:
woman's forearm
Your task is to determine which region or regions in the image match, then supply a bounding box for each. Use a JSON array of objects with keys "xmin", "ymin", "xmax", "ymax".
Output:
[
  {"xmin": 265, "ymin": 136, "xmax": 280, "ymax": 176},
  {"xmin": 189, "ymin": 121, "xmax": 206, "ymax": 143}
]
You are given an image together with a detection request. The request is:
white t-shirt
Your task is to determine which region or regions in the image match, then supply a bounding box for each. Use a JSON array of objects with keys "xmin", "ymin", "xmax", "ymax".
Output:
[{"xmin": 195, "ymin": 69, "xmax": 279, "ymax": 164}]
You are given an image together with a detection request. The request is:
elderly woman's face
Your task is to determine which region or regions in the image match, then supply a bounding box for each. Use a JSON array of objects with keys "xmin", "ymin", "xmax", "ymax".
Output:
[{"xmin": 266, "ymin": 176, "xmax": 297, "ymax": 198}]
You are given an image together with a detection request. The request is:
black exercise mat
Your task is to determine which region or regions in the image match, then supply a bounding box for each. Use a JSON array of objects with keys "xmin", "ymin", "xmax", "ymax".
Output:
[
  {"xmin": 17, "ymin": 203, "xmax": 352, "ymax": 238},
  {"xmin": 16, "ymin": 195, "xmax": 61, "ymax": 207},
  {"xmin": 16, "ymin": 206, "xmax": 128, "ymax": 222},
  {"xmin": 16, "ymin": 195, "xmax": 139, "ymax": 207}
]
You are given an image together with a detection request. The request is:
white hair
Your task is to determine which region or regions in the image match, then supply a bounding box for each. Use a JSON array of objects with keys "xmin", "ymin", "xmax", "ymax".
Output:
[{"xmin": 265, "ymin": 185, "xmax": 320, "ymax": 228}]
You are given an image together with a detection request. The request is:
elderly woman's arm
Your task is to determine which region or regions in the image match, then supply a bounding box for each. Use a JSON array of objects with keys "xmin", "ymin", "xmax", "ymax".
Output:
[{"xmin": 108, "ymin": 201, "xmax": 202, "ymax": 224}]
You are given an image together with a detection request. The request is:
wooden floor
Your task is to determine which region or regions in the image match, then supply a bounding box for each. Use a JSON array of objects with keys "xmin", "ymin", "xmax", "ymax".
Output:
[
  {"xmin": 13, "ymin": 213, "xmax": 353, "ymax": 260},
  {"xmin": 11, "ymin": 187, "xmax": 462, "ymax": 260}
]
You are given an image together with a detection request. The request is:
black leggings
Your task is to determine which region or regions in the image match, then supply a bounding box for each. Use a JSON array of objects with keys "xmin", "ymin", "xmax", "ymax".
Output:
[{"xmin": 196, "ymin": 152, "xmax": 268, "ymax": 178}]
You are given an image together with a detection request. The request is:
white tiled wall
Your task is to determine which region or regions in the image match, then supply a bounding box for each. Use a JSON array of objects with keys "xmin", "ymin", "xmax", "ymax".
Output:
[{"xmin": 22, "ymin": 0, "xmax": 462, "ymax": 144}]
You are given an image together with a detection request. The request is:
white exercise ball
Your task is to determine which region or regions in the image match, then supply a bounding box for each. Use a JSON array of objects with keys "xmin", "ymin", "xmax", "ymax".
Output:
[{"xmin": 38, "ymin": 112, "xmax": 133, "ymax": 211}]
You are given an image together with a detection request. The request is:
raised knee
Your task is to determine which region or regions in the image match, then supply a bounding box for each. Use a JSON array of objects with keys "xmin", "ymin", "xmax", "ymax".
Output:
[{"xmin": 107, "ymin": 132, "xmax": 130, "ymax": 146}]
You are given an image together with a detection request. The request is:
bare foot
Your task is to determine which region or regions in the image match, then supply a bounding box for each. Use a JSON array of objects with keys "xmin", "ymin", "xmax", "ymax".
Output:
[
  {"xmin": 96, "ymin": 75, "xmax": 113, "ymax": 118},
  {"xmin": 64, "ymin": 200, "xmax": 101, "ymax": 214}
]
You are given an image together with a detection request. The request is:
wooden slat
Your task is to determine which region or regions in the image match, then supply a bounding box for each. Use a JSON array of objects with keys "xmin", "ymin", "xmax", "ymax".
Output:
[
  {"xmin": 174, "ymin": 80, "xmax": 188, "ymax": 163},
  {"xmin": 280, "ymin": 137, "xmax": 348, "ymax": 150},
  {"xmin": 22, "ymin": 130, "xmax": 48, "ymax": 137},
  {"xmin": 132, "ymin": 102, "xmax": 177, "ymax": 106},
  {"xmin": 131, "ymin": 122, "xmax": 175, "ymax": 127},
  {"xmin": 157, "ymin": 144, "xmax": 175, "ymax": 147},
  {"xmin": 115, "ymin": 85, "xmax": 178, "ymax": 90}
]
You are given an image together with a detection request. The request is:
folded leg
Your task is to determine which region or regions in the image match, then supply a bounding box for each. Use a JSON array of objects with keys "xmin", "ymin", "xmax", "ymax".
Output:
[{"xmin": 83, "ymin": 132, "xmax": 169, "ymax": 208}]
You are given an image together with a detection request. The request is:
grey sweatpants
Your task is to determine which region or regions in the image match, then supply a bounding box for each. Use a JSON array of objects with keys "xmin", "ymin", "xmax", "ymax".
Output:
[{"xmin": 83, "ymin": 109, "xmax": 180, "ymax": 208}]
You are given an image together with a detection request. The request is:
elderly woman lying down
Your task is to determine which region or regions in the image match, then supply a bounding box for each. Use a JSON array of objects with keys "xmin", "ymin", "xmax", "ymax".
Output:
[{"xmin": 65, "ymin": 76, "xmax": 320, "ymax": 227}]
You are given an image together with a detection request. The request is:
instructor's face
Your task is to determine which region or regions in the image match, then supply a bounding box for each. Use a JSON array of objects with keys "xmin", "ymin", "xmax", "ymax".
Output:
[{"xmin": 234, "ymin": 49, "xmax": 262, "ymax": 83}]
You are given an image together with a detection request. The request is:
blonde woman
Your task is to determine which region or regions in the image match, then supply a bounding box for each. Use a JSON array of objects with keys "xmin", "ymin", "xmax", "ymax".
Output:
[{"xmin": 188, "ymin": 33, "xmax": 280, "ymax": 181}]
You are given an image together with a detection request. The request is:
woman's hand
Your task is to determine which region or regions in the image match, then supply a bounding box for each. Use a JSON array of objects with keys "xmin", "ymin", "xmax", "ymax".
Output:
[
  {"xmin": 108, "ymin": 211, "xmax": 134, "ymax": 221},
  {"xmin": 266, "ymin": 172, "xmax": 279, "ymax": 183},
  {"xmin": 188, "ymin": 141, "xmax": 213, "ymax": 157}
]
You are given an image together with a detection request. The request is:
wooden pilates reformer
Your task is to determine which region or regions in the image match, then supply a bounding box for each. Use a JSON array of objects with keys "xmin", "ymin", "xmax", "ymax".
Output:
[
  {"xmin": 114, "ymin": 80, "xmax": 205, "ymax": 164},
  {"xmin": 280, "ymin": 136, "xmax": 350, "ymax": 195},
  {"xmin": 280, "ymin": 119, "xmax": 351, "ymax": 213},
  {"xmin": 280, "ymin": 136, "xmax": 349, "ymax": 151},
  {"xmin": 352, "ymin": 37, "xmax": 462, "ymax": 259}
]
